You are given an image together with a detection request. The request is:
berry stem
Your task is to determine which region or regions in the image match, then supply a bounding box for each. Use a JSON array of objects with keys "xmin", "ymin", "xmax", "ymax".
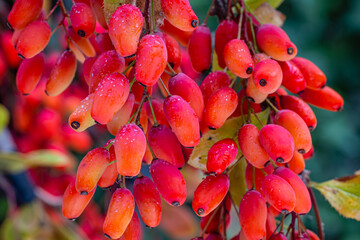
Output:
[
  {"xmin": 226, "ymin": 0, "xmax": 232, "ymax": 19},
  {"xmin": 244, "ymin": 2, "xmax": 263, "ymax": 25},
  {"xmin": 146, "ymin": 92, "xmax": 159, "ymax": 126},
  {"xmin": 229, "ymin": 193, "xmax": 240, "ymax": 218},
  {"xmin": 133, "ymin": 91, "xmax": 147, "ymax": 127},
  {"xmin": 159, "ymin": 77, "xmax": 171, "ymax": 96},
  {"xmin": 308, "ymin": 187, "xmax": 324, "ymax": 240},
  {"xmin": 251, "ymin": 165, "xmax": 256, "ymax": 190},
  {"xmin": 237, "ymin": 5, "xmax": 244, "ymax": 39},
  {"xmin": 151, "ymin": 0, "xmax": 155, "ymax": 33},
  {"xmin": 122, "ymin": 60, "xmax": 136, "ymax": 75},
  {"xmin": 46, "ymin": 0, "xmax": 61, "ymax": 20},
  {"xmin": 129, "ymin": 77, "xmax": 136, "ymax": 90},
  {"xmin": 167, "ymin": 62, "xmax": 176, "ymax": 75},
  {"xmin": 203, "ymin": 0, "xmax": 214, "ymax": 25},
  {"xmin": 146, "ymin": 137, "xmax": 157, "ymax": 160},
  {"xmin": 266, "ymin": 98, "xmax": 279, "ymax": 113},
  {"xmin": 247, "ymin": 16, "xmax": 259, "ymax": 53},
  {"xmin": 249, "ymin": 107, "xmax": 264, "ymax": 127},
  {"xmin": 200, "ymin": 205, "xmax": 222, "ymax": 236}
]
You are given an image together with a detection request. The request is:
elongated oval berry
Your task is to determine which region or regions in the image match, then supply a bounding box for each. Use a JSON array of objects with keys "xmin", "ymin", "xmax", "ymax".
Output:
[
  {"xmin": 119, "ymin": 212, "xmax": 141, "ymax": 240},
  {"xmin": 275, "ymin": 109, "xmax": 312, "ymax": 153},
  {"xmin": 274, "ymin": 167, "xmax": 311, "ymax": 214},
  {"xmin": 204, "ymin": 87, "xmax": 238, "ymax": 129},
  {"xmin": 224, "ymin": 39, "xmax": 254, "ymax": 78},
  {"xmin": 279, "ymin": 61, "xmax": 306, "ymax": 94},
  {"xmin": 192, "ymin": 174, "xmax": 230, "ymax": 217},
  {"xmin": 46, "ymin": 50, "xmax": 77, "ymax": 96},
  {"xmin": 246, "ymin": 76, "xmax": 268, "ymax": 103},
  {"xmin": 270, "ymin": 233, "xmax": 288, "ymax": 240},
  {"xmin": 238, "ymin": 124, "xmax": 270, "ymax": 168},
  {"xmin": 256, "ymin": 23, "xmax": 297, "ymax": 61},
  {"xmin": 156, "ymin": 32, "xmax": 182, "ymax": 69},
  {"xmin": 164, "ymin": 95, "xmax": 200, "ymax": 147},
  {"xmin": 115, "ymin": 123, "xmax": 146, "ymax": 177},
  {"xmin": 168, "ymin": 73, "xmax": 204, "ymax": 120},
  {"xmin": 259, "ymin": 124, "xmax": 295, "ymax": 163},
  {"xmin": 245, "ymin": 163, "xmax": 274, "ymax": 195},
  {"xmin": 135, "ymin": 34, "xmax": 167, "ymax": 86},
  {"xmin": 287, "ymin": 151, "xmax": 305, "ymax": 174},
  {"xmin": 299, "ymin": 86, "xmax": 344, "ymax": 112},
  {"xmin": 91, "ymin": 0, "xmax": 108, "ymax": 29},
  {"xmin": 62, "ymin": 180, "xmax": 95, "ymax": 220},
  {"xmin": 261, "ymin": 174, "xmax": 296, "ymax": 212},
  {"xmin": 145, "ymin": 99, "xmax": 169, "ymax": 127},
  {"xmin": 292, "ymin": 57, "xmax": 326, "ymax": 89},
  {"xmin": 280, "ymin": 95, "xmax": 317, "ymax": 131},
  {"xmin": 159, "ymin": 19, "xmax": 192, "ymax": 47},
  {"xmin": 82, "ymin": 57, "xmax": 97, "ymax": 85},
  {"xmin": 16, "ymin": 52, "xmax": 44, "ymax": 94},
  {"xmin": 109, "ymin": 5, "xmax": 143, "ymax": 57},
  {"xmin": 107, "ymin": 93, "xmax": 135, "ymax": 135},
  {"xmin": 68, "ymin": 26, "xmax": 96, "ymax": 58},
  {"xmin": 91, "ymin": 72, "xmax": 130, "ymax": 124},
  {"xmin": 148, "ymin": 125, "xmax": 185, "ymax": 168},
  {"xmin": 200, "ymin": 205, "xmax": 230, "ymax": 234},
  {"xmin": 150, "ymin": 159, "xmax": 186, "ymax": 206},
  {"xmin": 207, "ymin": 139, "xmax": 238, "ymax": 174},
  {"xmin": 188, "ymin": 25, "xmax": 212, "ymax": 72},
  {"xmin": 69, "ymin": 93, "xmax": 96, "ymax": 132},
  {"xmin": 16, "ymin": 20, "xmax": 51, "ymax": 59},
  {"xmin": 239, "ymin": 190, "xmax": 267, "ymax": 240},
  {"xmin": 200, "ymin": 71, "xmax": 231, "ymax": 105},
  {"xmin": 253, "ymin": 59, "xmax": 283, "ymax": 94},
  {"xmin": 98, "ymin": 145, "xmax": 118, "ymax": 188},
  {"xmin": 89, "ymin": 50, "xmax": 125, "ymax": 93},
  {"xmin": 7, "ymin": 0, "xmax": 43, "ymax": 30},
  {"xmin": 161, "ymin": 0, "xmax": 199, "ymax": 31},
  {"xmin": 103, "ymin": 188, "xmax": 135, "ymax": 239},
  {"xmin": 133, "ymin": 176, "xmax": 162, "ymax": 228},
  {"xmin": 75, "ymin": 147, "xmax": 110, "ymax": 195},
  {"xmin": 215, "ymin": 20, "xmax": 238, "ymax": 68},
  {"xmin": 70, "ymin": 3, "xmax": 96, "ymax": 38}
]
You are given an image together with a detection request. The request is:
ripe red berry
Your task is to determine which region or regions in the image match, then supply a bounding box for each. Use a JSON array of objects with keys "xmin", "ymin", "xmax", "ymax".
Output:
[
  {"xmin": 163, "ymin": 95, "xmax": 200, "ymax": 147},
  {"xmin": 245, "ymin": 163, "xmax": 274, "ymax": 196},
  {"xmin": 82, "ymin": 57, "xmax": 97, "ymax": 85},
  {"xmin": 107, "ymin": 93, "xmax": 135, "ymax": 135},
  {"xmin": 253, "ymin": 59, "xmax": 283, "ymax": 94},
  {"xmin": 69, "ymin": 93, "xmax": 96, "ymax": 132},
  {"xmin": 70, "ymin": 3, "xmax": 96, "ymax": 38},
  {"xmin": 135, "ymin": 34, "xmax": 167, "ymax": 86},
  {"xmin": 292, "ymin": 57, "xmax": 327, "ymax": 89},
  {"xmin": 145, "ymin": 99, "xmax": 169, "ymax": 127},
  {"xmin": 103, "ymin": 188, "xmax": 135, "ymax": 239},
  {"xmin": 279, "ymin": 60, "xmax": 307, "ymax": 94},
  {"xmin": 156, "ymin": 32, "xmax": 182, "ymax": 70},
  {"xmin": 206, "ymin": 139, "xmax": 238, "ymax": 174},
  {"xmin": 239, "ymin": 190, "xmax": 267, "ymax": 240},
  {"xmin": 215, "ymin": 20, "xmax": 238, "ymax": 68},
  {"xmin": 119, "ymin": 212, "xmax": 142, "ymax": 240},
  {"xmin": 287, "ymin": 150, "xmax": 306, "ymax": 174},
  {"xmin": 133, "ymin": 176, "xmax": 162, "ymax": 228},
  {"xmin": 161, "ymin": 0, "xmax": 199, "ymax": 31},
  {"xmin": 224, "ymin": 39, "xmax": 254, "ymax": 78},
  {"xmin": 68, "ymin": 26, "xmax": 96, "ymax": 58},
  {"xmin": 150, "ymin": 159, "xmax": 187, "ymax": 207},
  {"xmin": 91, "ymin": 0, "xmax": 108, "ymax": 29},
  {"xmin": 299, "ymin": 86, "xmax": 344, "ymax": 112},
  {"xmin": 114, "ymin": 123, "xmax": 146, "ymax": 177},
  {"xmin": 259, "ymin": 124, "xmax": 295, "ymax": 163},
  {"xmin": 238, "ymin": 124, "xmax": 270, "ymax": 168},
  {"xmin": 269, "ymin": 232, "xmax": 288, "ymax": 240},
  {"xmin": 188, "ymin": 25, "xmax": 212, "ymax": 72},
  {"xmin": 98, "ymin": 145, "xmax": 118, "ymax": 189},
  {"xmin": 192, "ymin": 174, "xmax": 230, "ymax": 217},
  {"xmin": 108, "ymin": 4, "xmax": 143, "ymax": 57},
  {"xmin": 256, "ymin": 23, "xmax": 297, "ymax": 61},
  {"xmin": 246, "ymin": 76, "xmax": 268, "ymax": 104},
  {"xmin": 7, "ymin": 0, "xmax": 43, "ymax": 30},
  {"xmin": 200, "ymin": 71, "xmax": 231, "ymax": 105}
]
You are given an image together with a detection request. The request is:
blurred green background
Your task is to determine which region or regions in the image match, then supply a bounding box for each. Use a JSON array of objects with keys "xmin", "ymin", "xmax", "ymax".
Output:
[{"xmin": 191, "ymin": 0, "xmax": 360, "ymax": 239}]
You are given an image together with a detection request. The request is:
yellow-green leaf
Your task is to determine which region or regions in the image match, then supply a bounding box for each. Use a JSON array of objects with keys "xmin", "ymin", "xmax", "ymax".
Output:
[
  {"xmin": 311, "ymin": 171, "xmax": 360, "ymax": 221},
  {"xmin": 253, "ymin": 2, "xmax": 285, "ymax": 27},
  {"xmin": 228, "ymin": 156, "xmax": 247, "ymax": 206},
  {"xmin": 25, "ymin": 150, "xmax": 74, "ymax": 169},
  {"xmin": 188, "ymin": 108, "xmax": 270, "ymax": 171},
  {"xmin": 245, "ymin": 0, "xmax": 284, "ymax": 10},
  {"xmin": 0, "ymin": 104, "xmax": 9, "ymax": 134},
  {"xmin": 104, "ymin": 0, "xmax": 124, "ymax": 23}
]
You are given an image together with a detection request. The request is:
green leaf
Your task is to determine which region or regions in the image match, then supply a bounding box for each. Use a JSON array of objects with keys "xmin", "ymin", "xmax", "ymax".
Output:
[
  {"xmin": 311, "ymin": 171, "xmax": 360, "ymax": 221},
  {"xmin": 188, "ymin": 108, "xmax": 270, "ymax": 171},
  {"xmin": 0, "ymin": 104, "xmax": 9, "ymax": 134},
  {"xmin": 104, "ymin": 0, "xmax": 124, "ymax": 23},
  {"xmin": 228, "ymin": 156, "xmax": 247, "ymax": 206},
  {"xmin": 245, "ymin": 0, "xmax": 284, "ymax": 10}
]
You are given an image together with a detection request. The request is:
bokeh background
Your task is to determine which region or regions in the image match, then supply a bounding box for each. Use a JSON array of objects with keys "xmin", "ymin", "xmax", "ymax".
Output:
[{"xmin": 0, "ymin": 0, "xmax": 359, "ymax": 239}]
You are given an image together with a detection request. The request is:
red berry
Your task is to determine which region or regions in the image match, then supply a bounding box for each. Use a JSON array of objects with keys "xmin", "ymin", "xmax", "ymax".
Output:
[
  {"xmin": 107, "ymin": 93, "xmax": 135, "ymax": 135},
  {"xmin": 16, "ymin": 52, "xmax": 44, "ymax": 94},
  {"xmin": 292, "ymin": 57, "xmax": 326, "ymax": 89},
  {"xmin": 91, "ymin": 0, "xmax": 108, "ymax": 29},
  {"xmin": 200, "ymin": 71, "xmax": 231, "ymax": 105},
  {"xmin": 188, "ymin": 25, "xmax": 212, "ymax": 72},
  {"xmin": 279, "ymin": 60, "xmax": 307, "ymax": 94},
  {"xmin": 119, "ymin": 212, "xmax": 142, "ymax": 240},
  {"xmin": 161, "ymin": 0, "xmax": 199, "ymax": 31},
  {"xmin": 145, "ymin": 99, "xmax": 169, "ymax": 127},
  {"xmin": 68, "ymin": 93, "xmax": 96, "ymax": 132},
  {"xmin": 206, "ymin": 139, "xmax": 238, "ymax": 174},
  {"xmin": 156, "ymin": 32, "xmax": 182, "ymax": 70},
  {"xmin": 245, "ymin": 163, "xmax": 274, "ymax": 196},
  {"xmin": 299, "ymin": 86, "xmax": 344, "ymax": 112},
  {"xmin": 98, "ymin": 145, "xmax": 118, "ymax": 188},
  {"xmin": 246, "ymin": 76, "xmax": 268, "ymax": 103},
  {"xmin": 7, "ymin": 0, "xmax": 43, "ymax": 30},
  {"xmin": 215, "ymin": 20, "xmax": 238, "ymax": 68},
  {"xmin": 224, "ymin": 39, "xmax": 254, "ymax": 78},
  {"xmin": 253, "ymin": 59, "xmax": 283, "ymax": 94},
  {"xmin": 70, "ymin": 3, "xmax": 96, "ymax": 38}
]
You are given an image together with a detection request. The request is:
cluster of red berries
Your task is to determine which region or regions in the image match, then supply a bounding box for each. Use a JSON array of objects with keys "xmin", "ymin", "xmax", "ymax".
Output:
[{"xmin": 7, "ymin": 0, "xmax": 344, "ymax": 239}]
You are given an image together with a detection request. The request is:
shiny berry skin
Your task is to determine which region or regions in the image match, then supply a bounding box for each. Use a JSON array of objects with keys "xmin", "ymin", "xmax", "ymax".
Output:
[
  {"xmin": 148, "ymin": 125, "xmax": 185, "ymax": 168},
  {"xmin": 145, "ymin": 99, "xmax": 169, "ymax": 127},
  {"xmin": 109, "ymin": 4, "xmax": 143, "ymax": 57},
  {"xmin": 67, "ymin": 26, "xmax": 96, "ymax": 58},
  {"xmin": 75, "ymin": 147, "xmax": 110, "ymax": 195},
  {"xmin": 261, "ymin": 174, "xmax": 296, "ymax": 212},
  {"xmin": 163, "ymin": 95, "xmax": 200, "ymax": 147},
  {"xmin": 133, "ymin": 176, "xmax": 162, "ymax": 228},
  {"xmin": 239, "ymin": 190, "xmax": 267, "ymax": 240},
  {"xmin": 135, "ymin": 34, "xmax": 167, "ymax": 86},
  {"xmin": 107, "ymin": 93, "xmax": 135, "ymax": 135},
  {"xmin": 292, "ymin": 57, "xmax": 326, "ymax": 89},
  {"xmin": 62, "ymin": 180, "xmax": 95, "ymax": 220},
  {"xmin": 114, "ymin": 123, "xmax": 146, "ymax": 177},
  {"xmin": 70, "ymin": 3, "xmax": 96, "ymax": 38},
  {"xmin": 119, "ymin": 212, "xmax": 141, "ymax": 240},
  {"xmin": 16, "ymin": 20, "xmax": 51, "ymax": 59},
  {"xmin": 150, "ymin": 159, "xmax": 186, "ymax": 207},
  {"xmin": 188, "ymin": 25, "xmax": 212, "ymax": 72},
  {"xmin": 279, "ymin": 60, "xmax": 307, "ymax": 94},
  {"xmin": 89, "ymin": 50, "xmax": 125, "ymax": 93},
  {"xmin": 253, "ymin": 59, "xmax": 283, "ymax": 94},
  {"xmin": 156, "ymin": 32, "xmax": 182, "ymax": 70},
  {"xmin": 82, "ymin": 57, "xmax": 97, "ymax": 85},
  {"xmin": 46, "ymin": 50, "xmax": 77, "ymax": 96},
  {"xmin": 245, "ymin": 163, "xmax": 274, "ymax": 196},
  {"xmin": 224, "ymin": 39, "xmax": 254, "ymax": 78},
  {"xmin": 269, "ymin": 232, "xmax": 288, "ymax": 240},
  {"xmin": 215, "ymin": 19, "xmax": 238, "ymax": 68},
  {"xmin": 98, "ymin": 145, "xmax": 118, "ymax": 188},
  {"xmin": 275, "ymin": 109, "xmax": 312, "ymax": 153},
  {"xmin": 238, "ymin": 124, "xmax": 270, "ymax": 168},
  {"xmin": 206, "ymin": 139, "xmax": 238, "ymax": 174},
  {"xmin": 91, "ymin": 0, "xmax": 108, "ymax": 29},
  {"xmin": 280, "ymin": 95, "xmax": 317, "ymax": 131},
  {"xmin": 259, "ymin": 124, "xmax": 295, "ymax": 163},
  {"xmin": 103, "ymin": 188, "xmax": 135, "ymax": 239},
  {"xmin": 161, "ymin": 0, "xmax": 199, "ymax": 31},
  {"xmin": 299, "ymin": 86, "xmax": 344, "ymax": 112},
  {"xmin": 7, "ymin": 0, "xmax": 43, "ymax": 30},
  {"xmin": 168, "ymin": 73, "xmax": 204, "ymax": 120},
  {"xmin": 159, "ymin": 19, "xmax": 193, "ymax": 47},
  {"xmin": 91, "ymin": 72, "xmax": 130, "ymax": 124},
  {"xmin": 16, "ymin": 52, "xmax": 44, "ymax": 95},
  {"xmin": 204, "ymin": 87, "xmax": 238, "ymax": 129},
  {"xmin": 287, "ymin": 150, "xmax": 305, "ymax": 174},
  {"xmin": 274, "ymin": 167, "xmax": 311, "ymax": 214},
  {"xmin": 69, "ymin": 93, "xmax": 96, "ymax": 132},
  {"xmin": 246, "ymin": 76, "xmax": 268, "ymax": 103},
  {"xmin": 200, "ymin": 71, "xmax": 231, "ymax": 105},
  {"xmin": 256, "ymin": 23, "xmax": 297, "ymax": 61},
  {"xmin": 192, "ymin": 174, "xmax": 230, "ymax": 217}
]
